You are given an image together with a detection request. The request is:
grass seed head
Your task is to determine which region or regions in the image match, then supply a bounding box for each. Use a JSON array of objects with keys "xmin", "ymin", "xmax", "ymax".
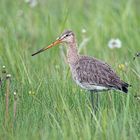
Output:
[{"xmin": 6, "ymin": 74, "xmax": 11, "ymax": 79}]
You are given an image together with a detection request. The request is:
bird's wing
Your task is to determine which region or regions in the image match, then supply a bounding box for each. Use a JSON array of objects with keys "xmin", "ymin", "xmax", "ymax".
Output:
[{"xmin": 75, "ymin": 56, "xmax": 123, "ymax": 90}]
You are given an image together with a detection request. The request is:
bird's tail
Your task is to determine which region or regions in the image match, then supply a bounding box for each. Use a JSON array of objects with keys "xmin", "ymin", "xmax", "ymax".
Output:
[{"xmin": 120, "ymin": 82, "xmax": 131, "ymax": 93}]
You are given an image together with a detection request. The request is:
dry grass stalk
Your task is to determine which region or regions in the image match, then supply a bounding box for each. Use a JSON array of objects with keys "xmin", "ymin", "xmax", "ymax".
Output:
[
  {"xmin": 13, "ymin": 92, "xmax": 18, "ymax": 121},
  {"xmin": 1, "ymin": 66, "xmax": 6, "ymax": 88},
  {"xmin": 5, "ymin": 74, "xmax": 11, "ymax": 126}
]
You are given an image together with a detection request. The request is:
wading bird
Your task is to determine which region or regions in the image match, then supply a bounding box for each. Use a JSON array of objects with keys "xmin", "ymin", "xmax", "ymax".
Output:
[{"xmin": 32, "ymin": 30, "xmax": 130, "ymax": 113}]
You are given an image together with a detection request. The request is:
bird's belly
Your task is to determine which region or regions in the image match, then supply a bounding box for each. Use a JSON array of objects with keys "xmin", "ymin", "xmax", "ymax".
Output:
[{"xmin": 74, "ymin": 78, "xmax": 108, "ymax": 91}]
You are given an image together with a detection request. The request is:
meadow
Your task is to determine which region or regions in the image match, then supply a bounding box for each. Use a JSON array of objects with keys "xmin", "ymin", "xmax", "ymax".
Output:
[{"xmin": 0, "ymin": 0, "xmax": 140, "ymax": 140}]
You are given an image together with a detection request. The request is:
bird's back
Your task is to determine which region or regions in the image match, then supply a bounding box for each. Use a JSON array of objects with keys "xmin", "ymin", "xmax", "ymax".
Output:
[{"xmin": 70, "ymin": 55, "xmax": 129, "ymax": 93}]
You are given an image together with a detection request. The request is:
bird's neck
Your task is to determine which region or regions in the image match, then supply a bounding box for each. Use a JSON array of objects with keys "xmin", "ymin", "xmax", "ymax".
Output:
[{"xmin": 67, "ymin": 40, "xmax": 79, "ymax": 66}]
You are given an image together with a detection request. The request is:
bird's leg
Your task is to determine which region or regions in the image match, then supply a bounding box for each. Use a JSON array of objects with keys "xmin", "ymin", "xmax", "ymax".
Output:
[
  {"xmin": 90, "ymin": 91, "xmax": 99, "ymax": 116},
  {"xmin": 96, "ymin": 94, "xmax": 99, "ymax": 112},
  {"xmin": 90, "ymin": 91, "xmax": 95, "ymax": 116}
]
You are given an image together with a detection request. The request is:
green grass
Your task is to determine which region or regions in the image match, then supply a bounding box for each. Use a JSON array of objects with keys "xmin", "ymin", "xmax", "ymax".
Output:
[{"xmin": 0, "ymin": 0, "xmax": 140, "ymax": 139}]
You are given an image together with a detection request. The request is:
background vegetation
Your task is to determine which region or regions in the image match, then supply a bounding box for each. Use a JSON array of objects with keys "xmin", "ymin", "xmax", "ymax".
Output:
[{"xmin": 0, "ymin": 0, "xmax": 140, "ymax": 139}]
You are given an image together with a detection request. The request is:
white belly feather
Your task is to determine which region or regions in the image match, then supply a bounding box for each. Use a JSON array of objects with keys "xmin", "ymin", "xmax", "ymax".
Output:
[{"xmin": 75, "ymin": 79, "xmax": 108, "ymax": 91}]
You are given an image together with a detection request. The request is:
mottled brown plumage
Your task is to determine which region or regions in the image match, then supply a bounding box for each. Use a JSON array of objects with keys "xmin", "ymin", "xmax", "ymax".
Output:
[
  {"xmin": 64, "ymin": 30, "xmax": 129, "ymax": 93},
  {"xmin": 70, "ymin": 55, "xmax": 129, "ymax": 93}
]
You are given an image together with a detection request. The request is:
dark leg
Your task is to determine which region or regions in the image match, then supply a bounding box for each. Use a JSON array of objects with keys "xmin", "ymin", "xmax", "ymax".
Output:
[
  {"xmin": 96, "ymin": 94, "xmax": 99, "ymax": 111},
  {"xmin": 90, "ymin": 91, "xmax": 99, "ymax": 116},
  {"xmin": 90, "ymin": 91, "xmax": 95, "ymax": 117}
]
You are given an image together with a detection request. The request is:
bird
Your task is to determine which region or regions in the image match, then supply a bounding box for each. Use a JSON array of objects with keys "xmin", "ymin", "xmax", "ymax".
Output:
[{"xmin": 32, "ymin": 30, "xmax": 130, "ymax": 113}]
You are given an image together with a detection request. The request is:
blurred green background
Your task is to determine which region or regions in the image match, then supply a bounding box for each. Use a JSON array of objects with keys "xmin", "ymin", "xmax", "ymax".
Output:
[{"xmin": 0, "ymin": 0, "xmax": 140, "ymax": 140}]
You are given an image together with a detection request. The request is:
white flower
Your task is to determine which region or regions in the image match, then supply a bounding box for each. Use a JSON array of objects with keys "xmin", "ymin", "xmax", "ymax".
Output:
[
  {"xmin": 25, "ymin": 0, "xmax": 38, "ymax": 7},
  {"xmin": 82, "ymin": 29, "xmax": 86, "ymax": 34},
  {"xmin": 2, "ymin": 65, "xmax": 5, "ymax": 69},
  {"xmin": 108, "ymin": 38, "xmax": 122, "ymax": 49}
]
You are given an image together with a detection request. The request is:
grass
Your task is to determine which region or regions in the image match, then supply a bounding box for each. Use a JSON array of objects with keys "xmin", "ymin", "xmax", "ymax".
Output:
[{"xmin": 0, "ymin": 0, "xmax": 140, "ymax": 139}]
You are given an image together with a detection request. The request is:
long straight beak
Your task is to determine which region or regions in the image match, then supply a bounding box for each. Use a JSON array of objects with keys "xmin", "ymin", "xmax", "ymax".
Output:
[{"xmin": 32, "ymin": 39, "xmax": 62, "ymax": 56}]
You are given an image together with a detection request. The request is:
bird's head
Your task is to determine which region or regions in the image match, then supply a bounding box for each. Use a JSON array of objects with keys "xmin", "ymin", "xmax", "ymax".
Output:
[
  {"xmin": 32, "ymin": 30, "xmax": 74, "ymax": 56},
  {"xmin": 58, "ymin": 30, "xmax": 75, "ymax": 43}
]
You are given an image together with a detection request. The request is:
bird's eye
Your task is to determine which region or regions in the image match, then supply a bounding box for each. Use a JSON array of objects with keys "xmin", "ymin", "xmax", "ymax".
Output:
[{"xmin": 65, "ymin": 34, "xmax": 69, "ymax": 37}]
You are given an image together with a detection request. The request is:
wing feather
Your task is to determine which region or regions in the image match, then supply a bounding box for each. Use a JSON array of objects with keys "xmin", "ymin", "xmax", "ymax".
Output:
[{"xmin": 74, "ymin": 56, "xmax": 122, "ymax": 90}]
